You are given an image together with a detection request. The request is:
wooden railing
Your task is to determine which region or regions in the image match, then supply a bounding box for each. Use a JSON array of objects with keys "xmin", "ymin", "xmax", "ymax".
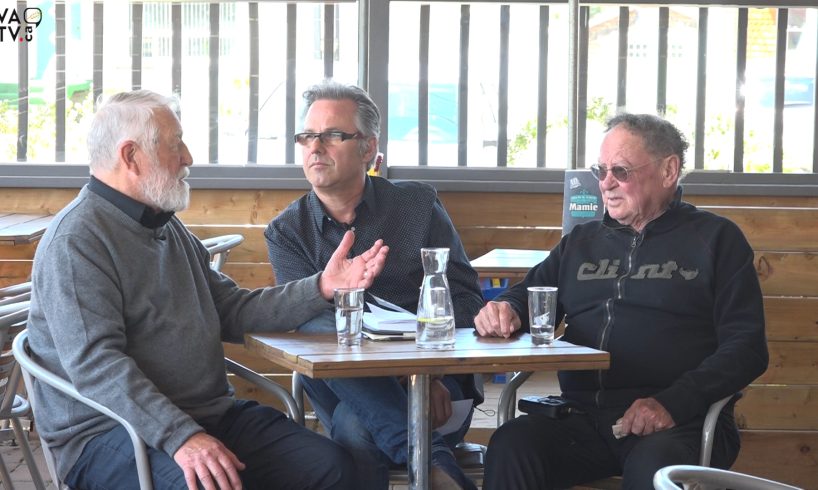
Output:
[{"xmin": 1, "ymin": 186, "xmax": 816, "ymax": 487}]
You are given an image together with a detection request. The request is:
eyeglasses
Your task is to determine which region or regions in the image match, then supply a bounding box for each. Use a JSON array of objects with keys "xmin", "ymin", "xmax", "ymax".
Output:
[
  {"xmin": 590, "ymin": 161, "xmax": 654, "ymax": 182},
  {"xmin": 294, "ymin": 131, "xmax": 361, "ymax": 146}
]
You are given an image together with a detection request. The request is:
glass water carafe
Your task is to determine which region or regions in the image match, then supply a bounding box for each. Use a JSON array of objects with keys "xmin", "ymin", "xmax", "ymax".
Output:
[{"xmin": 416, "ymin": 247, "xmax": 456, "ymax": 350}]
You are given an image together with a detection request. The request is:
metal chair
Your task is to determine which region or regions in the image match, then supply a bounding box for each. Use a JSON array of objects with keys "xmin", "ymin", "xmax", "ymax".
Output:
[
  {"xmin": 501, "ymin": 374, "xmax": 736, "ymax": 468},
  {"xmin": 12, "ymin": 233, "xmax": 302, "ymax": 489},
  {"xmin": 653, "ymin": 464, "xmax": 801, "ymax": 490},
  {"xmin": 0, "ymin": 281, "xmax": 32, "ymax": 307},
  {"xmin": 14, "ymin": 330, "xmax": 304, "ymax": 490},
  {"xmin": 200, "ymin": 234, "xmax": 245, "ymax": 273},
  {"xmin": 0, "ymin": 303, "xmax": 47, "ymax": 490},
  {"xmin": 498, "ymin": 371, "xmax": 736, "ymax": 468}
]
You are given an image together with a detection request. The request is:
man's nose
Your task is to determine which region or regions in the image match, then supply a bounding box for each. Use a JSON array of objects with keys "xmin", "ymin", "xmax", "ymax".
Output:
[{"xmin": 181, "ymin": 143, "xmax": 193, "ymax": 166}]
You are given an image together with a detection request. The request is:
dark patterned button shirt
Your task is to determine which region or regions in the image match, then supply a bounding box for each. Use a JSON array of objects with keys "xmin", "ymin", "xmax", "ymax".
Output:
[{"xmin": 265, "ymin": 175, "xmax": 484, "ymax": 329}]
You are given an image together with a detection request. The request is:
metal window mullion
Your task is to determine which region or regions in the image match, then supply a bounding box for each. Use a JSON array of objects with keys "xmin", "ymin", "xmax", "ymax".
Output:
[
  {"xmin": 132, "ymin": 2, "xmax": 143, "ymax": 90},
  {"xmin": 497, "ymin": 5, "xmax": 510, "ymax": 167},
  {"xmin": 285, "ymin": 4, "xmax": 297, "ymax": 165},
  {"xmin": 536, "ymin": 5, "xmax": 549, "ymax": 168},
  {"xmin": 419, "ymin": 5, "xmax": 430, "ymax": 166},
  {"xmin": 576, "ymin": 6, "xmax": 589, "ymax": 168},
  {"xmin": 694, "ymin": 7, "xmax": 708, "ymax": 170},
  {"xmin": 773, "ymin": 8, "xmax": 787, "ymax": 174},
  {"xmin": 814, "ymin": 15, "xmax": 818, "ymax": 173},
  {"xmin": 657, "ymin": 7, "xmax": 668, "ymax": 115},
  {"xmin": 172, "ymin": 3, "xmax": 181, "ymax": 96},
  {"xmin": 55, "ymin": 1, "xmax": 66, "ymax": 162},
  {"xmin": 208, "ymin": 3, "xmax": 219, "ymax": 164},
  {"xmin": 93, "ymin": 2, "xmax": 103, "ymax": 108},
  {"xmin": 457, "ymin": 5, "xmax": 469, "ymax": 167},
  {"xmin": 17, "ymin": 0, "xmax": 28, "ymax": 162},
  {"xmin": 248, "ymin": 2, "xmax": 259, "ymax": 164},
  {"xmin": 734, "ymin": 8, "xmax": 748, "ymax": 172},
  {"xmin": 616, "ymin": 6, "xmax": 628, "ymax": 111},
  {"xmin": 324, "ymin": 4, "xmax": 334, "ymax": 78}
]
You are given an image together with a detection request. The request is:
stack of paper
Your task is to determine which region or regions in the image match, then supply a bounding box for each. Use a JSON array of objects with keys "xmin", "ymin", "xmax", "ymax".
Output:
[{"xmin": 362, "ymin": 295, "xmax": 416, "ymax": 340}]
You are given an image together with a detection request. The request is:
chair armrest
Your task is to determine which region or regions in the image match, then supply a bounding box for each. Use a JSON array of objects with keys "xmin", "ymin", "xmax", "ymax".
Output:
[
  {"xmin": 201, "ymin": 235, "xmax": 245, "ymax": 272},
  {"xmin": 291, "ymin": 371, "xmax": 306, "ymax": 425},
  {"xmin": 699, "ymin": 394, "xmax": 738, "ymax": 467},
  {"xmin": 224, "ymin": 357, "xmax": 303, "ymax": 425},
  {"xmin": 12, "ymin": 331, "xmax": 153, "ymax": 490},
  {"xmin": 653, "ymin": 464, "xmax": 800, "ymax": 490},
  {"xmin": 497, "ymin": 371, "xmax": 534, "ymax": 426}
]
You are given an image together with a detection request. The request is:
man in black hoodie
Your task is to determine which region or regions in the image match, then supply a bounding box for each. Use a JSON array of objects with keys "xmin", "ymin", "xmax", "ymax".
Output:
[{"xmin": 474, "ymin": 113, "xmax": 768, "ymax": 490}]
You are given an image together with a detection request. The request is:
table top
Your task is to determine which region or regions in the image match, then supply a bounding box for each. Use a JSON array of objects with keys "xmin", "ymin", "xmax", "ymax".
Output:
[
  {"xmin": 470, "ymin": 248, "xmax": 548, "ymax": 278},
  {"xmin": 0, "ymin": 213, "xmax": 53, "ymax": 246},
  {"xmin": 245, "ymin": 329, "xmax": 609, "ymax": 379}
]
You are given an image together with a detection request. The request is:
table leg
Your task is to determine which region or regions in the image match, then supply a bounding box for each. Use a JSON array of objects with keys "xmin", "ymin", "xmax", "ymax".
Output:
[{"xmin": 408, "ymin": 373, "xmax": 430, "ymax": 490}]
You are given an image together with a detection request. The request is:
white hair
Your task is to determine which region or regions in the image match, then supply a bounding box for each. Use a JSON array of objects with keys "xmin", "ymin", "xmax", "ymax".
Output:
[{"xmin": 87, "ymin": 90, "xmax": 180, "ymax": 173}]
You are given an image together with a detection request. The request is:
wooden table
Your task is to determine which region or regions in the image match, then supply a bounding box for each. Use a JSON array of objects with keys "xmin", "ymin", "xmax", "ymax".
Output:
[
  {"xmin": 246, "ymin": 329, "xmax": 609, "ymax": 489},
  {"xmin": 0, "ymin": 213, "xmax": 53, "ymax": 246},
  {"xmin": 470, "ymin": 248, "xmax": 548, "ymax": 280}
]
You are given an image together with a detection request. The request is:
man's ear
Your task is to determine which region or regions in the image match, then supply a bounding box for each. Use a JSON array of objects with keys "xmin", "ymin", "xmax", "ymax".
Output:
[
  {"xmin": 118, "ymin": 140, "xmax": 142, "ymax": 176},
  {"xmin": 663, "ymin": 154, "xmax": 681, "ymax": 188},
  {"xmin": 362, "ymin": 136, "xmax": 378, "ymax": 165}
]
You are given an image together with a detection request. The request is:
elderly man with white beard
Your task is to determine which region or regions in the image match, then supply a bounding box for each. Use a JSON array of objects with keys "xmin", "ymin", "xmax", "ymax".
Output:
[{"xmin": 26, "ymin": 90, "xmax": 389, "ymax": 490}]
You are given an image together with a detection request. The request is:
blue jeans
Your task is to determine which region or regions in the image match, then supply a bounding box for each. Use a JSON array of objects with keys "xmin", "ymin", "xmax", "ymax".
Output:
[
  {"xmin": 298, "ymin": 311, "xmax": 474, "ymax": 490},
  {"xmin": 65, "ymin": 400, "xmax": 355, "ymax": 490}
]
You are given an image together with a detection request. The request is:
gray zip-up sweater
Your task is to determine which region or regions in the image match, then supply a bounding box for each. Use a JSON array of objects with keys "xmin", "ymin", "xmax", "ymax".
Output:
[{"xmin": 28, "ymin": 184, "xmax": 332, "ymax": 480}]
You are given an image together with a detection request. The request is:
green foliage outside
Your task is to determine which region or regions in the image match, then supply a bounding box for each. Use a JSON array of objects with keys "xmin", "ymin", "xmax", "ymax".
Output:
[
  {"xmin": 0, "ymin": 92, "xmax": 95, "ymax": 162},
  {"xmin": 507, "ymin": 96, "xmax": 613, "ymax": 165}
]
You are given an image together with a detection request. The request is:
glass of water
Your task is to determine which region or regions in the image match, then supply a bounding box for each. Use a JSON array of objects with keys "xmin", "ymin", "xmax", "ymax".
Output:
[
  {"xmin": 334, "ymin": 287, "xmax": 365, "ymax": 346},
  {"xmin": 527, "ymin": 286, "xmax": 558, "ymax": 346}
]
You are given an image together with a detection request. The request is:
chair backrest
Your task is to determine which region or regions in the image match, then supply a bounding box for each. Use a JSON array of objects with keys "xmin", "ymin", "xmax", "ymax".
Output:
[
  {"xmin": 653, "ymin": 464, "xmax": 801, "ymax": 490},
  {"xmin": 0, "ymin": 281, "xmax": 32, "ymax": 307},
  {"xmin": 12, "ymin": 330, "xmax": 154, "ymax": 490},
  {"xmin": 201, "ymin": 234, "xmax": 245, "ymax": 272},
  {"xmin": 0, "ymin": 304, "xmax": 29, "ymax": 417}
]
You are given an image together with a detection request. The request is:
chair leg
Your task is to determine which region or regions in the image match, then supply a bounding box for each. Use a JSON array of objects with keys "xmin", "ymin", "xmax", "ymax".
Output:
[
  {"xmin": 0, "ymin": 453, "xmax": 14, "ymax": 490},
  {"xmin": 10, "ymin": 417, "xmax": 47, "ymax": 490}
]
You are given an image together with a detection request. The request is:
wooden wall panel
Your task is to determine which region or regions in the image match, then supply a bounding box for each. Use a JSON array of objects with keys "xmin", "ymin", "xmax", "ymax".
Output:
[
  {"xmin": 0, "ymin": 188, "xmax": 78, "ymax": 213},
  {"xmin": 755, "ymin": 252, "xmax": 818, "ymax": 296},
  {"xmin": 458, "ymin": 227, "xmax": 562, "ymax": 259},
  {"xmin": 738, "ymin": 386, "xmax": 818, "ymax": 431},
  {"xmin": 0, "ymin": 262, "xmax": 32, "ymax": 288},
  {"xmin": 221, "ymin": 263, "xmax": 275, "ymax": 288},
  {"xmin": 439, "ymin": 192, "xmax": 563, "ymax": 227},
  {"xmin": 178, "ymin": 189, "xmax": 306, "ymax": 225},
  {"xmin": 756, "ymin": 341, "xmax": 818, "ymax": 385},
  {"xmin": 764, "ymin": 297, "xmax": 818, "ymax": 342},
  {"xmin": 187, "ymin": 224, "xmax": 269, "ymax": 264},
  {"xmin": 730, "ymin": 430, "xmax": 818, "ymax": 489}
]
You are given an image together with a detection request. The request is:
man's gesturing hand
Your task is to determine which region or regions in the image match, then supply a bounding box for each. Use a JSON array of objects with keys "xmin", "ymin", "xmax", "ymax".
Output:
[
  {"xmin": 174, "ymin": 432, "xmax": 245, "ymax": 490},
  {"xmin": 320, "ymin": 231, "xmax": 389, "ymax": 300}
]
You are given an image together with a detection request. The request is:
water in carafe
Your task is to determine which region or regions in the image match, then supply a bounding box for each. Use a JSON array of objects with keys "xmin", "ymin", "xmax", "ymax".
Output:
[{"xmin": 416, "ymin": 248, "xmax": 456, "ymax": 350}]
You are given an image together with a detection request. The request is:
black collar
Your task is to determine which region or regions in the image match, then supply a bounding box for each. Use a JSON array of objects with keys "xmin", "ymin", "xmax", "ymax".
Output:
[{"xmin": 88, "ymin": 176, "xmax": 175, "ymax": 229}]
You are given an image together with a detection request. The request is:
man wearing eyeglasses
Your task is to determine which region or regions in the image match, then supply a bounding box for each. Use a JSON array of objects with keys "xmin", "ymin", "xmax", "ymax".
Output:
[
  {"xmin": 474, "ymin": 114, "xmax": 768, "ymax": 489},
  {"xmin": 264, "ymin": 80, "xmax": 484, "ymax": 490}
]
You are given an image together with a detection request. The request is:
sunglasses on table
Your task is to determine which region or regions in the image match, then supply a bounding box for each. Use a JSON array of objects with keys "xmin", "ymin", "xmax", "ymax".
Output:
[{"xmin": 294, "ymin": 131, "xmax": 361, "ymax": 146}]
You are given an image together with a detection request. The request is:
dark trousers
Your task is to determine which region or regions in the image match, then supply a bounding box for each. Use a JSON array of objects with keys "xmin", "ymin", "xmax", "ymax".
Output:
[
  {"xmin": 483, "ymin": 405, "xmax": 739, "ymax": 490},
  {"xmin": 65, "ymin": 400, "xmax": 355, "ymax": 490}
]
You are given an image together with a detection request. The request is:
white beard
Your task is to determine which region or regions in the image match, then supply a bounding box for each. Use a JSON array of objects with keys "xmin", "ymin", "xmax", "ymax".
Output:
[{"xmin": 140, "ymin": 160, "xmax": 190, "ymax": 212}]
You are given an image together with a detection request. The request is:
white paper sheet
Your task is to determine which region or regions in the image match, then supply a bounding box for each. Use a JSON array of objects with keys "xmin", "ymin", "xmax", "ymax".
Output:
[
  {"xmin": 435, "ymin": 398, "xmax": 474, "ymax": 436},
  {"xmin": 363, "ymin": 294, "xmax": 416, "ymax": 334}
]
